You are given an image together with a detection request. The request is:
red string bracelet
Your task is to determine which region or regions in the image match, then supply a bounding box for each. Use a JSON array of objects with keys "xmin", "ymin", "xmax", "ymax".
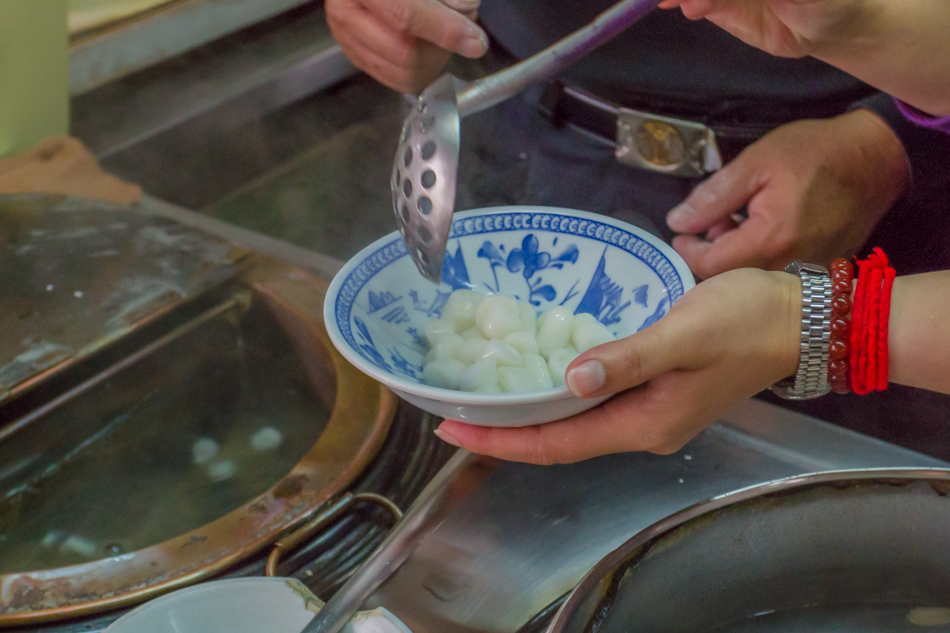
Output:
[{"xmin": 849, "ymin": 248, "xmax": 895, "ymax": 395}]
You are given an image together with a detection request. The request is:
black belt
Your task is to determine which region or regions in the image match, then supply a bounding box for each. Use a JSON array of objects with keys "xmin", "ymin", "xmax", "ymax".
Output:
[{"xmin": 538, "ymin": 81, "xmax": 776, "ymax": 177}]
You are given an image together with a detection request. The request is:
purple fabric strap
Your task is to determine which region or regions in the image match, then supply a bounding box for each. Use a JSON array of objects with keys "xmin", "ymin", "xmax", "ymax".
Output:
[{"xmin": 895, "ymin": 98, "xmax": 950, "ymax": 134}]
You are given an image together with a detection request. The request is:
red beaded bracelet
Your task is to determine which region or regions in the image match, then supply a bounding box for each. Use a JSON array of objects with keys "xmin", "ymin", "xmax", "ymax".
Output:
[
  {"xmin": 828, "ymin": 258, "xmax": 853, "ymax": 394},
  {"xmin": 849, "ymin": 248, "xmax": 896, "ymax": 395}
]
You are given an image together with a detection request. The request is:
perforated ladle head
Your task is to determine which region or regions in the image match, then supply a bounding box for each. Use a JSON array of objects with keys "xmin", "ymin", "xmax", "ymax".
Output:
[
  {"xmin": 393, "ymin": 75, "xmax": 460, "ymax": 282},
  {"xmin": 392, "ymin": 0, "xmax": 662, "ymax": 283}
]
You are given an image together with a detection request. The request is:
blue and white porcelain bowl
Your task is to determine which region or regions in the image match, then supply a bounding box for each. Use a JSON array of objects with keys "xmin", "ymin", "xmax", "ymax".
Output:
[{"xmin": 324, "ymin": 207, "xmax": 695, "ymax": 427}]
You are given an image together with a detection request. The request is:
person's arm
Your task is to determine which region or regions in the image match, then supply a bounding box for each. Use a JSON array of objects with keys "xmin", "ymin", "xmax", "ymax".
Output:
[
  {"xmin": 889, "ymin": 271, "xmax": 950, "ymax": 393},
  {"xmin": 658, "ymin": 0, "xmax": 950, "ymax": 117},
  {"xmin": 434, "ymin": 268, "xmax": 950, "ymax": 464}
]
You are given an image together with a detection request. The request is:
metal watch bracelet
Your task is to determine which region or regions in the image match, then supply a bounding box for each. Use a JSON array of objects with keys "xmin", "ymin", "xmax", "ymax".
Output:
[{"xmin": 770, "ymin": 261, "xmax": 833, "ymax": 400}]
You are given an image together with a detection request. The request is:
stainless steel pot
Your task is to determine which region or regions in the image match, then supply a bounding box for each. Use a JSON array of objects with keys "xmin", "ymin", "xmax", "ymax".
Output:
[
  {"xmin": 548, "ymin": 468, "xmax": 950, "ymax": 633},
  {"xmin": 0, "ymin": 195, "xmax": 397, "ymax": 624}
]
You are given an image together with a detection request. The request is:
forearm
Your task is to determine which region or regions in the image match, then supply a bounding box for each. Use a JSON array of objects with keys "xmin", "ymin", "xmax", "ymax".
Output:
[
  {"xmin": 812, "ymin": 0, "xmax": 950, "ymax": 116},
  {"xmin": 888, "ymin": 271, "xmax": 950, "ymax": 393}
]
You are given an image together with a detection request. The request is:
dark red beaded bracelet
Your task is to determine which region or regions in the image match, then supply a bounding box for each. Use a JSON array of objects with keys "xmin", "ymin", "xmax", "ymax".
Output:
[{"xmin": 828, "ymin": 258, "xmax": 854, "ymax": 394}]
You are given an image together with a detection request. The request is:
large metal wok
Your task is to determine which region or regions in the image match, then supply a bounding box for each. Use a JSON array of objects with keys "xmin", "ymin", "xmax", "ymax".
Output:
[{"xmin": 549, "ymin": 468, "xmax": 950, "ymax": 632}]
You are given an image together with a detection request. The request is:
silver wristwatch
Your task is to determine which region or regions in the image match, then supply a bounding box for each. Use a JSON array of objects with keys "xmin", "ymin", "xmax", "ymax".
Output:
[{"xmin": 770, "ymin": 260, "xmax": 833, "ymax": 400}]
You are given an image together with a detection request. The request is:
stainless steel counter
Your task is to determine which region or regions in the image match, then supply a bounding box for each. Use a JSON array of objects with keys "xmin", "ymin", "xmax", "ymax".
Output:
[
  {"xmin": 367, "ymin": 400, "xmax": 945, "ymax": 633},
  {"xmin": 138, "ymin": 197, "xmax": 946, "ymax": 633}
]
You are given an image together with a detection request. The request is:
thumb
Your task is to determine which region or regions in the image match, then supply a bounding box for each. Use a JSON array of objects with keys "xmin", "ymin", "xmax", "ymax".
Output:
[
  {"xmin": 438, "ymin": 0, "xmax": 480, "ymax": 14},
  {"xmin": 666, "ymin": 151, "xmax": 765, "ymax": 234},
  {"xmin": 565, "ymin": 322, "xmax": 682, "ymax": 398}
]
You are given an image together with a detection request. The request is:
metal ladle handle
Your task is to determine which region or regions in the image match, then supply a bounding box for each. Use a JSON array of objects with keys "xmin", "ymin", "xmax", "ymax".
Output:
[
  {"xmin": 456, "ymin": 0, "xmax": 663, "ymax": 118},
  {"xmin": 298, "ymin": 450, "xmax": 500, "ymax": 633}
]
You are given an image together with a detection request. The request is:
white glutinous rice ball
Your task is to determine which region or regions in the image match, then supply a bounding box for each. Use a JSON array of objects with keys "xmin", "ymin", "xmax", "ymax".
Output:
[
  {"xmin": 471, "ymin": 339, "xmax": 523, "ymax": 368},
  {"xmin": 536, "ymin": 307, "xmax": 574, "ymax": 353},
  {"xmin": 192, "ymin": 437, "xmax": 220, "ymax": 465},
  {"xmin": 250, "ymin": 426, "xmax": 283, "ymax": 451},
  {"xmin": 41, "ymin": 530, "xmax": 67, "ymax": 548},
  {"xmin": 504, "ymin": 330, "xmax": 540, "ymax": 355},
  {"xmin": 60, "ymin": 535, "xmax": 98, "ymax": 558},
  {"xmin": 546, "ymin": 346, "xmax": 579, "ymax": 387},
  {"xmin": 426, "ymin": 333, "xmax": 463, "ymax": 362},
  {"xmin": 423, "ymin": 318, "xmax": 456, "ymax": 345},
  {"xmin": 207, "ymin": 460, "xmax": 238, "ymax": 483},
  {"xmin": 423, "ymin": 358, "xmax": 466, "ymax": 390},
  {"xmin": 518, "ymin": 301, "xmax": 538, "ymax": 334},
  {"xmin": 440, "ymin": 289, "xmax": 483, "ymax": 331},
  {"xmin": 522, "ymin": 353, "xmax": 554, "ymax": 390},
  {"xmin": 498, "ymin": 366, "xmax": 543, "ymax": 393},
  {"xmin": 475, "ymin": 294, "xmax": 524, "ymax": 339},
  {"xmin": 459, "ymin": 359, "xmax": 500, "ymax": 393},
  {"xmin": 457, "ymin": 337, "xmax": 491, "ymax": 364},
  {"xmin": 572, "ymin": 313, "xmax": 615, "ymax": 353},
  {"xmin": 459, "ymin": 326, "xmax": 484, "ymax": 340}
]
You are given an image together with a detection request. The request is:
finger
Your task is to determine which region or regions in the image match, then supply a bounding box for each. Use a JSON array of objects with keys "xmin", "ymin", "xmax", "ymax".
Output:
[
  {"xmin": 345, "ymin": 4, "xmax": 453, "ymax": 88},
  {"xmin": 564, "ymin": 323, "xmax": 684, "ymax": 399},
  {"xmin": 333, "ymin": 26, "xmax": 435, "ymax": 93},
  {"xmin": 438, "ymin": 0, "xmax": 480, "ymax": 14},
  {"xmin": 673, "ymin": 0, "xmax": 717, "ymax": 20},
  {"xmin": 344, "ymin": 3, "xmax": 428, "ymax": 69},
  {"xmin": 436, "ymin": 390, "xmax": 682, "ymax": 464},
  {"xmin": 359, "ymin": 0, "xmax": 488, "ymax": 57},
  {"xmin": 703, "ymin": 213, "xmax": 742, "ymax": 241},
  {"xmin": 672, "ymin": 216, "xmax": 773, "ymax": 278},
  {"xmin": 666, "ymin": 152, "xmax": 766, "ymax": 234}
]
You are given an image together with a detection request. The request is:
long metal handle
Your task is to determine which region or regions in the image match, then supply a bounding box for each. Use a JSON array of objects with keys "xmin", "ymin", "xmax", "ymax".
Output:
[
  {"xmin": 299, "ymin": 449, "xmax": 500, "ymax": 633},
  {"xmin": 456, "ymin": 0, "xmax": 661, "ymax": 118}
]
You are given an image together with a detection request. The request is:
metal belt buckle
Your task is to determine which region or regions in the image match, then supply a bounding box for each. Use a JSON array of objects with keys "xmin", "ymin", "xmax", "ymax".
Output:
[{"xmin": 615, "ymin": 108, "xmax": 722, "ymax": 177}]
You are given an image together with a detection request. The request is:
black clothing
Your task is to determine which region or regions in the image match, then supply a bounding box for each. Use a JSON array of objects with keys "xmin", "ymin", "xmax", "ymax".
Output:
[
  {"xmin": 480, "ymin": 2, "xmax": 872, "ymax": 118},
  {"xmin": 466, "ymin": 2, "xmax": 950, "ymax": 461}
]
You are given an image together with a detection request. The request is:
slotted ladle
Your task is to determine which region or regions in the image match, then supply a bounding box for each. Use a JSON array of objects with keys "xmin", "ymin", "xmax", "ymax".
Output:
[{"xmin": 393, "ymin": 0, "xmax": 663, "ymax": 282}]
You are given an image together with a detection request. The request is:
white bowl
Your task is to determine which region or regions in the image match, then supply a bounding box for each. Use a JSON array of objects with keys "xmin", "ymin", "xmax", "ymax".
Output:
[
  {"xmin": 324, "ymin": 206, "xmax": 694, "ymax": 427},
  {"xmin": 103, "ymin": 577, "xmax": 410, "ymax": 633}
]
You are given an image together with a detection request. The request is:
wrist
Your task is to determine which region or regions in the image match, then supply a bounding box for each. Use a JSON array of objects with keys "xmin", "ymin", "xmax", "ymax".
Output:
[
  {"xmin": 808, "ymin": 0, "xmax": 889, "ymax": 61},
  {"xmin": 772, "ymin": 270, "xmax": 805, "ymax": 380},
  {"xmin": 773, "ymin": 252, "xmax": 898, "ymax": 399},
  {"xmin": 839, "ymin": 109, "xmax": 909, "ymax": 207}
]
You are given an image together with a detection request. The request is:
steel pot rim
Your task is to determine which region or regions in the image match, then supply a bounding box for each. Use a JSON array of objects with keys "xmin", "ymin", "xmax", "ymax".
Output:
[
  {"xmin": 0, "ymin": 262, "xmax": 397, "ymax": 625},
  {"xmin": 547, "ymin": 466, "xmax": 950, "ymax": 633}
]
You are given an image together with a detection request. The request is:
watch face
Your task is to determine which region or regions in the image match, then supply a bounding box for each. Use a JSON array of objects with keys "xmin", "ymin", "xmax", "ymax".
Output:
[{"xmin": 784, "ymin": 260, "xmax": 829, "ymax": 276}]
